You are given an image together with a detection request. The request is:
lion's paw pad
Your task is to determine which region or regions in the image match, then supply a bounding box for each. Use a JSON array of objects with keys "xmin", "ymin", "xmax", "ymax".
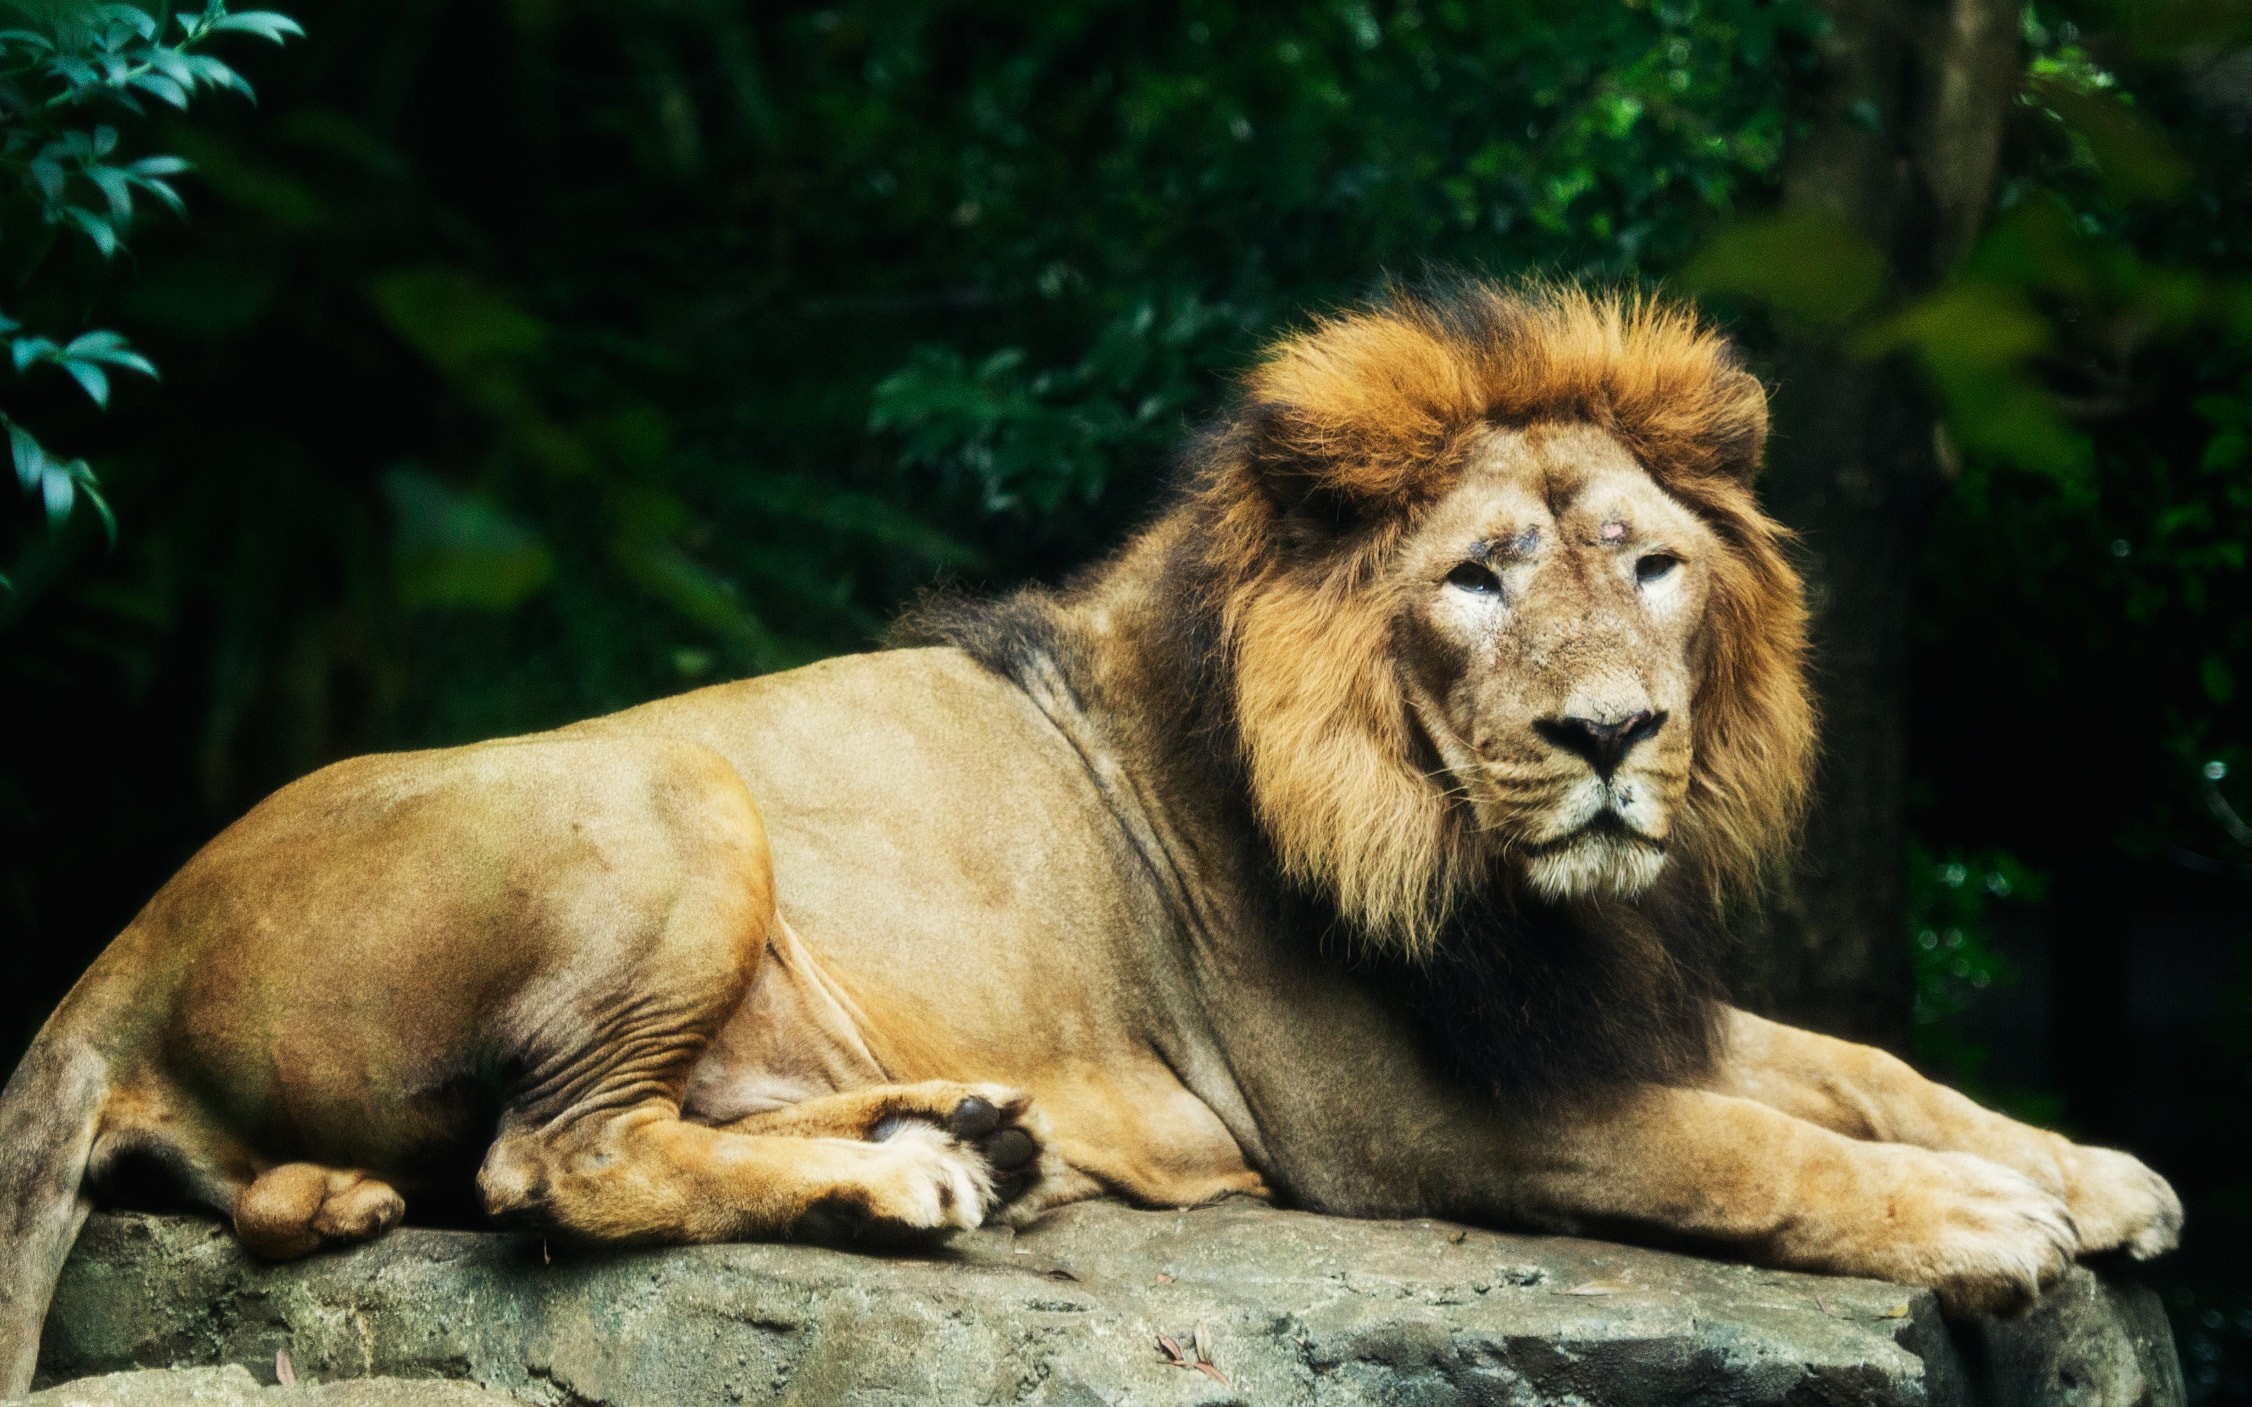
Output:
[{"xmin": 870, "ymin": 1085, "xmax": 1046, "ymax": 1207}]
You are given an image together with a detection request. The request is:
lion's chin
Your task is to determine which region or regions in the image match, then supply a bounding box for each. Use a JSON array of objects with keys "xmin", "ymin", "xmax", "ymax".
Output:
[{"xmin": 1521, "ymin": 835, "xmax": 1668, "ymax": 902}]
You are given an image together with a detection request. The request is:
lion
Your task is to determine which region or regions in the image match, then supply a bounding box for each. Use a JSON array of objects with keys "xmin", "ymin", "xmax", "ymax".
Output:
[{"xmin": 0, "ymin": 281, "xmax": 2181, "ymax": 1394}]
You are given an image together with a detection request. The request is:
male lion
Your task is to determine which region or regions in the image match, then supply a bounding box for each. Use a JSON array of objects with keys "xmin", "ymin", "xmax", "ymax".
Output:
[{"xmin": 0, "ymin": 282, "xmax": 2180, "ymax": 1393}]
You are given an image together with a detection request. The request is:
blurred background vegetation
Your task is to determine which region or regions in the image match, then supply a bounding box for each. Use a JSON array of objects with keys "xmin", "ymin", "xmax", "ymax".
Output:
[{"xmin": 2, "ymin": 0, "xmax": 2248, "ymax": 1396}]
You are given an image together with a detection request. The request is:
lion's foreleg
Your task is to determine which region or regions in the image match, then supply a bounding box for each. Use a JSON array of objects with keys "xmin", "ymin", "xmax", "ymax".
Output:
[
  {"xmin": 1481, "ymin": 1084, "xmax": 2075, "ymax": 1315},
  {"xmin": 477, "ymin": 1106, "xmax": 1014, "ymax": 1244},
  {"xmin": 712, "ymin": 1081, "xmax": 1052, "ymax": 1209},
  {"xmin": 1711, "ymin": 1008, "xmax": 2181, "ymax": 1260},
  {"xmin": 717, "ymin": 1080, "xmax": 1019, "ymax": 1141}
]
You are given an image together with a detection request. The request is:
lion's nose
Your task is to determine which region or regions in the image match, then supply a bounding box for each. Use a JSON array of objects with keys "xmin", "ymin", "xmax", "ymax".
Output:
[{"xmin": 1534, "ymin": 710, "xmax": 1667, "ymax": 779}]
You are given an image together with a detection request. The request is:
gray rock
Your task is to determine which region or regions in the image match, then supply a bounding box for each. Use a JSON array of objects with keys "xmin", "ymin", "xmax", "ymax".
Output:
[
  {"xmin": 16, "ymin": 1366, "xmax": 268, "ymax": 1407},
  {"xmin": 32, "ymin": 1202, "xmax": 2180, "ymax": 1406},
  {"xmin": 1968, "ymin": 1265, "xmax": 2187, "ymax": 1407},
  {"xmin": 13, "ymin": 1363, "xmax": 524, "ymax": 1406}
]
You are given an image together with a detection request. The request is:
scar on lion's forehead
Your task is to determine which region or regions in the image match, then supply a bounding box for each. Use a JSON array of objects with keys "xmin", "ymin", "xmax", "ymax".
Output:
[{"xmin": 1473, "ymin": 528, "xmax": 1541, "ymax": 561}]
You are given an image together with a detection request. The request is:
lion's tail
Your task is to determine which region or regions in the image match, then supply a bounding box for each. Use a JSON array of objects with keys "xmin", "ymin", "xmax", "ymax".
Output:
[{"xmin": 0, "ymin": 1025, "xmax": 109, "ymax": 1396}]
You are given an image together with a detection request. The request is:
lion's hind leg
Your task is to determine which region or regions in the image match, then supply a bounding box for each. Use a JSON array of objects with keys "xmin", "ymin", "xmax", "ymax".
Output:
[
  {"xmin": 424, "ymin": 736, "xmax": 1020, "ymax": 1247},
  {"xmin": 234, "ymin": 1163, "xmax": 405, "ymax": 1261}
]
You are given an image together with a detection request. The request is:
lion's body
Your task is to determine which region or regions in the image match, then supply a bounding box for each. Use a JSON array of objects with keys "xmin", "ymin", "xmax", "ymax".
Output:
[
  {"xmin": 36, "ymin": 647, "xmax": 1259, "ymax": 1210},
  {"xmin": 603, "ymin": 648, "xmax": 1274, "ymax": 1208},
  {"xmin": 0, "ymin": 283, "xmax": 2182, "ymax": 1393}
]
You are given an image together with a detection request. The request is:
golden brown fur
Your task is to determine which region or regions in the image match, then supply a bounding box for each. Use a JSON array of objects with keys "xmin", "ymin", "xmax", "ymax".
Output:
[{"xmin": 0, "ymin": 281, "xmax": 2180, "ymax": 1395}]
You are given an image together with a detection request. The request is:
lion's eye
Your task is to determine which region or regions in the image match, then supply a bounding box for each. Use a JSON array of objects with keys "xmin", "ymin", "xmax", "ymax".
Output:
[
  {"xmin": 1635, "ymin": 553, "xmax": 1681, "ymax": 584},
  {"xmin": 1445, "ymin": 560, "xmax": 1501, "ymax": 596}
]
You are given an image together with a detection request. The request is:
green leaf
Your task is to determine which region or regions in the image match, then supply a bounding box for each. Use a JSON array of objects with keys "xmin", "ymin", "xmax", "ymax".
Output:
[
  {"xmin": 75, "ymin": 473, "xmax": 115, "ymax": 545},
  {"xmin": 11, "ymin": 336, "xmax": 60, "ymax": 372},
  {"xmin": 29, "ymin": 155, "xmax": 66, "ymax": 205},
  {"xmin": 179, "ymin": 53, "xmax": 252, "ymax": 98},
  {"xmin": 2204, "ymin": 431, "xmax": 2248, "ymax": 471},
  {"xmin": 1967, "ymin": 203, "xmax": 2097, "ymax": 301},
  {"xmin": 734, "ymin": 472, "xmax": 986, "ymax": 570},
  {"xmin": 126, "ymin": 172, "xmax": 185, "ymax": 217},
  {"xmin": 60, "ymin": 359, "xmax": 110, "ymax": 408},
  {"xmin": 52, "ymin": 55, "xmax": 99, "ymax": 91},
  {"xmin": 1683, "ymin": 207, "xmax": 1889, "ymax": 323},
  {"xmin": 89, "ymin": 165, "xmax": 134, "ymax": 220},
  {"xmin": 609, "ymin": 531, "xmax": 781, "ymax": 657},
  {"xmin": 2031, "ymin": 77, "xmax": 2193, "ymax": 203},
  {"xmin": 64, "ymin": 331, "xmax": 157, "ymax": 377},
  {"xmin": 128, "ymin": 71, "xmax": 191, "ymax": 108},
  {"xmin": 383, "ymin": 466, "xmax": 556, "ymax": 611},
  {"xmin": 366, "ymin": 266, "xmax": 546, "ymax": 376},
  {"xmin": 8, "ymin": 422, "xmax": 46, "ymax": 493},
  {"xmin": 209, "ymin": 11, "xmax": 305, "ymax": 42},
  {"xmin": 148, "ymin": 47, "xmax": 197, "ymax": 88},
  {"xmin": 1860, "ymin": 281, "xmax": 2051, "ymax": 375},
  {"xmin": 2192, "ymin": 394, "xmax": 2246, "ymax": 427},
  {"xmin": 41, "ymin": 462, "xmax": 74, "ymax": 528},
  {"xmin": 96, "ymin": 4, "xmax": 158, "ymax": 40},
  {"xmin": 1931, "ymin": 371, "xmax": 2092, "ymax": 484},
  {"xmin": 61, "ymin": 207, "xmax": 120, "ymax": 258},
  {"xmin": 62, "ymin": 330, "xmax": 130, "ymax": 356},
  {"xmin": 2203, "ymin": 656, "xmax": 2237, "ymax": 704}
]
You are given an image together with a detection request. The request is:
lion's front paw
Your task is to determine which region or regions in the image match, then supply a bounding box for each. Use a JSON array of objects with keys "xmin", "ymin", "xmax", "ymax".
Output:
[
  {"xmin": 2061, "ymin": 1144, "xmax": 2182, "ymax": 1261},
  {"xmin": 801, "ymin": 1084, "xmax": 1047, "ymax": 1238},
  {"xmin": 798, "ymin": 1120, "xmax": 1006, "ymax": 1242},
  {"xmin": 869, "ymin": 1083, "xmax": 1049, "ymax": 1212},
  {"xmin": 848, "ymin": 1122, "xmax": 1000, "ymax": 1234},
  {"xmin": 1849, "ymin": 1148, "xmax": 2078, "ymax": 1318}
]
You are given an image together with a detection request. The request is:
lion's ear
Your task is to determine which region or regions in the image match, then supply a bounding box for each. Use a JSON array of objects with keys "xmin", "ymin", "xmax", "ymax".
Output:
[
  {"xmin": 1238, "ymin": 309, "xmax": 1483, "ymax": 511},
  {"xmin": 1614, "ymin": 357, "xmax": 1770, "ymax": 490},
  {"xmin": 1702, "ymin": 365, "xmax": 1769, "ymax": 484}
]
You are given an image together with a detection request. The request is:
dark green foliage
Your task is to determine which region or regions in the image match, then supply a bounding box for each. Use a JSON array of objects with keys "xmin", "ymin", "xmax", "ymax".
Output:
[
  {"xmin": 1678, "ymin": 3, "xmax": 2252, "ymax": 1086},
  {"xmin": 0, "ymin": 0, "xmax": 1827, "ymax": 751},
  {"xmin": 1, "ymin": 0, "xmax": 299, "ymax": 573},
  {"xmin": 1905, "ymin": 843, "xmax": 2058, "ymax": 1121}
]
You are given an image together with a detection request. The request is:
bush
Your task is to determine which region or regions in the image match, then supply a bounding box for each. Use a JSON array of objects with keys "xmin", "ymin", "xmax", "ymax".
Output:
[{"xmin": 1, "ymin": 0, "xmax": 299, "ymax": 586}]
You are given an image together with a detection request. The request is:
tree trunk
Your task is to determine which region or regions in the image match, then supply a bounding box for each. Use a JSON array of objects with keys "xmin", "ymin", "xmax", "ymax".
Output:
[{"xmin": 1739, "ymin": 0, "xmax": 2019, "ymax": 1048}]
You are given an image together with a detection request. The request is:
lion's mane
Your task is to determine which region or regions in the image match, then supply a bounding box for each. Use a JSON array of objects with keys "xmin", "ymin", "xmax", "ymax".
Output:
[{"xmin": 902, "ymin": 279, "xmax": 1816, "ymax": 1103}]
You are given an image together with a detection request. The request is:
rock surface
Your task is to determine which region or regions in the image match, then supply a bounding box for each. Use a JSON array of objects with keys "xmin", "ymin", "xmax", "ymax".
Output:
[
  {"xmin": 31, "ymin": 1203, "xmax": 2181, "ymax": 1407},
  {"xmin": 16, "ymin": 1364, "xmax": 522, "ymax": 1406}
]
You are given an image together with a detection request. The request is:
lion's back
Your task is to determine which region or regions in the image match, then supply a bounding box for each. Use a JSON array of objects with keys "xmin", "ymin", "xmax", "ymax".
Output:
[{"xmin": 590, "ymin": 648, "xmax": 1170, "ymax": 1019}]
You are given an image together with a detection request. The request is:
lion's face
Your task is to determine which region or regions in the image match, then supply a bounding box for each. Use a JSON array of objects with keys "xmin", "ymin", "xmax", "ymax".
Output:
[
  {"xmin": 1393, "ymin": 422, "xmax": 1715, "ymax": 902},
  {"xmin": 1216, "ymin": 283, "xmax": 1811, "ymax": 955}
]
